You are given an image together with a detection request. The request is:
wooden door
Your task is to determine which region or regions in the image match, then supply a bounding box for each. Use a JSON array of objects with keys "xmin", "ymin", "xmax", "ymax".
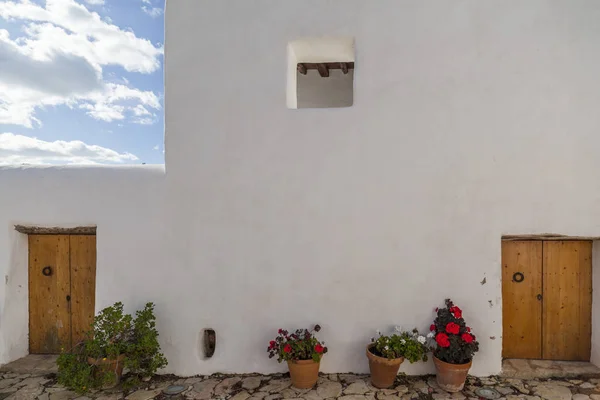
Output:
[
  {"xmin": 29, "ymin": 235, "xmax": 96, "ymax": 353},
  {"xmin": 542, "ymin": 241, "xmax": 592, "ymax": 361},
  {"xmin": 502, "ymin": 241, "xmax": 543, "ymax": 359},
  {"xmin": 502, "ymin": 240, "xmax": 593, "ymax": 361},
  {"xmin": 69, "ymin": 235, "xmax": 97, "ymax": 346}
]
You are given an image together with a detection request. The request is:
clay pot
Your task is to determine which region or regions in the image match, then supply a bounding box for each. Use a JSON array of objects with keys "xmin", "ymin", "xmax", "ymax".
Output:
[
  {"xmin": 87, "ymin": 354, "xmax": 126, "ymax": 388},
  {"xmin": 366, "ymin": 344, "xmax": 404, "ymax": 389},
  {"xmin": 287, "ymin": 359, "xmax": 320, "ymax": 389},
  {"xmin": 433, "ymin": 355, "xmax": 472, "ymax": 392}
]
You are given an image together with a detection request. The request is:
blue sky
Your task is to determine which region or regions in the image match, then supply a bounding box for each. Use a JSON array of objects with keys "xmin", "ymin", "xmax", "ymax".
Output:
[{"xmin": 0, "ymin": 0, "xmax": 165, "ymax": 164}]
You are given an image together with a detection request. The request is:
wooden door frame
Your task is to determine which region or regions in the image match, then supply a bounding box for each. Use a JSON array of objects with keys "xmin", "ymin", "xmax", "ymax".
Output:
[{"xmin": 501, "ymin": 237, "xmax": 594, "ymax": 361}]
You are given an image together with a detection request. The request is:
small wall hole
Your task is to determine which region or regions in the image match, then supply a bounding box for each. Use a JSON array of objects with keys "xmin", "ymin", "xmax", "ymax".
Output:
[{"xmin": 203, "ymin": 329, "xmax": 216, "ymax": 358}]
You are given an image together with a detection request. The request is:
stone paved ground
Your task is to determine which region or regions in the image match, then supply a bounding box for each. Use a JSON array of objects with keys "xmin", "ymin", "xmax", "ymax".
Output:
[{"xmin": 0, "ymin": 371, "xmax": 599, "ymax": 400}]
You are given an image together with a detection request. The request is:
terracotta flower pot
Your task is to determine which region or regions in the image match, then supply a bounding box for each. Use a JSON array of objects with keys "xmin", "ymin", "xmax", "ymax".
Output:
[
  {"xmin": 433, "ymin": 355, "xmax": 472, "ymax": 392},
  {"xmin": 287, "ymin": 359, "xmax": 320, "ymax": 389},
  {"xmin": 87, "ymin": 354, "xmax": 126, "ymax": 388},
  {"xmin": 366, "ymin": 344, "xmax": 404, "ymax": 389}
]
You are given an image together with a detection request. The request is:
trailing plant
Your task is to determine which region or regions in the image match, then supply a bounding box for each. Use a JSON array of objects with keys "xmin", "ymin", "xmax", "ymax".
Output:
[
  {"xmin": 370, "ymin": 327, "xmax": 428, "ymax": 363},
  {"xmin": 429, "ymin": 299, "xmax": 479, "ymax": 364},
  {"xmin": 267, "ymin": 325, "xmax": 328, "ymax": 363},
  {"xmin": 126, "ymin": 302, "xmax": 169, "ymax": 378},
  {"xmin": 57, "ymin": 302, "xmax": 167, "ymax": 394}
]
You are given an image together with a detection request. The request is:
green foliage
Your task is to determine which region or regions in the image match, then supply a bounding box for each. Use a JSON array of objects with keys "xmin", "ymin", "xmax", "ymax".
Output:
[
  {"xmin": 84, "ymin": 302, "xmax": 133, "ymax": 359},
  {"xmin": 125, "ymin": 303, "xmax": 168, "ymax": 377},
  {"xmin": 57, "ymin": 302, "xmax": 168, "ymax": 394},
  {"xmin": 370, "ymin": 328, "xmax": 428, "ymax": 363},
  {"xmin": 56, "ymin": 349, "xmax": 97, "ymax": 394}
]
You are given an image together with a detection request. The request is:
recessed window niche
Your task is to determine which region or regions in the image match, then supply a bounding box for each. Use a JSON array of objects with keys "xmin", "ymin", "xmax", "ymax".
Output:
[{"xmin": 287, "ymin": 37, "xmax": 355, "ymax": 109}]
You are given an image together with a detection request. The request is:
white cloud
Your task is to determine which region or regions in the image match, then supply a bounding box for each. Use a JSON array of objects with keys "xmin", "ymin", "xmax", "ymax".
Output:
[
  {"xmin": 0, "ymin": 0, "xmax": 163, "ymax": 128},
  {"xmin": 142, "ymin": 6, "xmax": 162, "ymax": 18},
  {"xmin": 84, "ymin": 0, "xmax": 104, "ymax": 5},
  {"xmin": 0, "ymin": 132, "xmax": 139, "ymax": 164},
  {"xmin": 153, "ymin": 145, "xmax": 159, "ymax": 151},
  {"xmin": 0, "ymin": 0, "xmax": 163, "ymax": 73}
]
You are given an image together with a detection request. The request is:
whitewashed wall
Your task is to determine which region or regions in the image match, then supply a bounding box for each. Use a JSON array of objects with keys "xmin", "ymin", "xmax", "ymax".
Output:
[
  {"xmin": 0, "ymin": 166, "xmax": 166, "ymax": 365},
  {"xmin": 297, "ymin": 70, "xmax": 354, "ymax": 109},
  {"xmin": 2, "ymin": 0, "xmax": 600, "ymax": 377}
]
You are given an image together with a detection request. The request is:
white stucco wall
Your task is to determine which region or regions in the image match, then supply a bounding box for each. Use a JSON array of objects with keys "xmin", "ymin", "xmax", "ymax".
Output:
[
  {"xmin": 0, "ymin": 166, "xmax": 166, "ymax": 364},
  {"xmin": 2, "ymin": 0, "xmax": 600, "ymax": 377},
  {"xmin": 297, "ymin": 70, "xmax": 354, "ymax": 109}
]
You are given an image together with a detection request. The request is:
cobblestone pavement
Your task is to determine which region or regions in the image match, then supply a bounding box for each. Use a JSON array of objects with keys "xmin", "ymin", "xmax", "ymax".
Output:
[{"xmin": 0, "ymin": 371, "xmax": 599, "ymax": 400}]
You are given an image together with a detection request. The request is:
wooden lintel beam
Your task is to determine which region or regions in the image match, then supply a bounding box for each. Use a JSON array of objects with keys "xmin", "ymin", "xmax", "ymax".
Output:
[
  {"xmin": 316, "ymin": 63, "xmax": 329, "ymax": 77},
  {"xmin": 298, "ymin": 62, "xmax": 354, "ymax": 77}
]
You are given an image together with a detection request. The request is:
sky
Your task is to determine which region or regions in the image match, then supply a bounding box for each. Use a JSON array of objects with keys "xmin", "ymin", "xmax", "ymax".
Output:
[{"xmin": 0, "ymin": 0, "xmax": 165, "ymax": 165}]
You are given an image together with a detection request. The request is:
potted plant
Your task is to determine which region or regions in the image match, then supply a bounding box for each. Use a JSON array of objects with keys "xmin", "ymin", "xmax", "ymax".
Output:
[
  {"xmin": 367, "ymin": 328, "xmax": 428, "ymax": 389},
  {"xmin": 267, "ymin": 325, "xmax": 327, "ymax": 389},
  {"xmin": 429, "ymin": 299, "xmax": 479, "ymax": 392},
  {"xmin": 57, "ymin": 302, "xmax": 168, "ymax": 394},
  {"xmin": 84, "ymin": 302, "xmax": 132, "ymax": 388}
]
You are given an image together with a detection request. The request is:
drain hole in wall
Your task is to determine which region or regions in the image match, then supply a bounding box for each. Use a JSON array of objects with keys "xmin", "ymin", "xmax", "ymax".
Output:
[{"xmin": 203, "ymin": 329, "xmax": 216, "ymax": 358}]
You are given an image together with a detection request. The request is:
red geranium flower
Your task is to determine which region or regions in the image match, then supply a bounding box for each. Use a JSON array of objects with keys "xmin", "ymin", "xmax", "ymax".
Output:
[
  {"xmin": 278, "ymin": 329, "xmax": 283, "ymax": 334},
  {"xmin": 466, "ymin": 327, "xmax": 471, "ymax": 333},
  {"xmin": 430, "ymin": 324, "xmax": 436, "ymax": 331},
  {"xmin": 462, "ymin": 333, "xmax": 474, "ymax": 344},
  {"xmin": 269, "ymin": 341, "xmax": 276, "ymax": 349},
  {"xmin": 315, "ymin": 344, "xmax": 324, "ymax": 354},
  {"xmin": 449, "ymin": 306, "xmax": 462, "ymax": 319},
  {"xmin": 435, "ymin": 333, "xmax": 450, "ymax": 348},
  {"xmin": 283, "ymin": 344, "xmax": 292, "ymax": 353},
  {"xmin": 446, "ymin": 322, "xmax": 460, "ymax": 335}
]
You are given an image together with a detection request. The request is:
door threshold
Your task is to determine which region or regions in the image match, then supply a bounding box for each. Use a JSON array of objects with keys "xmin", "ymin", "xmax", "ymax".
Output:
[{"xmin": 502, "ymin": 359, "xmax": 600, "ymax": 379}]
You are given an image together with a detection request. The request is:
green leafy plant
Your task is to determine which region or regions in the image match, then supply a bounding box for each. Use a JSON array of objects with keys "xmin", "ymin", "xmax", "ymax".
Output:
[
  {"xmin": 370, "ymin": 328, "xmax": 428, "ymax": 363},
  {"xmin": 84, "ymin": 302, "xmax": 133, "ymax": 359},
  {"xmin": 57, "ymin": 302, "xmax": 167, "ymax": 394},
  {"xmin": 267, "ymin": 325, "xmax": 328, "ymax": 363},
  {"xmin": 125, "ymin": 303, "xmax": 168, "ymax": 377},
  {"xmin": 57, "ymin": 347, "xmax": 97, "ymax": 394}
]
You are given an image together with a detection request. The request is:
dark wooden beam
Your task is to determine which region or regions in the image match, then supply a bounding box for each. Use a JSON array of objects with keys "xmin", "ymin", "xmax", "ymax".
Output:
[
  {"xmin": 316, "ymin": 63, "xmax": 329, "ymax": 77},
  {"xmin": 14, "ymin": 225, "xmax": 97, "ymax": 235},
  {"xmin": 297, "ymin": 62, "xmax": 354, "ymax": 77}
]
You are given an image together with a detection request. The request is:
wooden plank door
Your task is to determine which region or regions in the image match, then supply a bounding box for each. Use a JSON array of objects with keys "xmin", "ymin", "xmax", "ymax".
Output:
[
  {"xmin": 69, "ymin": 235, "xmax": 97, "ymax": 346},
  {"xmin": 28, "ymin": 235, "xmax": 71, "ymax": 354},
  {"xmin": 29, "ymin": 234, "xmax": 97, "ymax": 353},
  {"xmin": 502, "ymin": 241, "xmax": 543, "ymax": 359},
  {"xmin": 542, "ymin": 241, "xmax": 592, "ymax": 361}
]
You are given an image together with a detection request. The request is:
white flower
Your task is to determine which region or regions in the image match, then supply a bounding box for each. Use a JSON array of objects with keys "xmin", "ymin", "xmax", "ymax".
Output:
[
  {"xmin": 417, "ymin": 336, "xmax": 426, "ymax": 344},
  {"xmin": 400, "ymin": 339, "xmax": 406, "ymax": 344},
  {"xmin": 394, "ymin": 326, "xmax": 402, "ymax": 333},
  {"xmin": 427, "ymin": 332, "xmax": 435, "ymax": 339},
  {"xmin": 384, "ymin": 345, "xmax": 389, "ymax": 350}
]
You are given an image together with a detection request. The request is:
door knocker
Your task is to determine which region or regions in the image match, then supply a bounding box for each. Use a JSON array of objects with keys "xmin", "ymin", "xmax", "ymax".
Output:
[
  {"xmin": 512, "ymin": 272, "xmax": 524, "ymax": 283},
  {"xmin": 42, "ymin": 266, "xmax": 52, "ymax": 277}
]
